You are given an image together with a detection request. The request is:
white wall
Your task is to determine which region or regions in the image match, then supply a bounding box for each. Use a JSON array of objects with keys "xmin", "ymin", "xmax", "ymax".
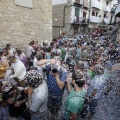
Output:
[
  {"xmin": 71, "ymin": 6, "xmax": 75, "ymax": 23},
  {"xmin": 52, "ymin": 0, "xmax": 67, "ymax": 5}
]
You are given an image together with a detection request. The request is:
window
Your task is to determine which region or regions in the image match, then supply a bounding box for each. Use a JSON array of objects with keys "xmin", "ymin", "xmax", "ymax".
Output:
[
  {"xmin": 75, "ymin": 8, "xmax": 80, "ymax": 17},
  {"xmin": 96, "ymin": 12, "xmax": 98, "ymax": 16},
  {"xmin": 92, "ymin": 10, "xmax": 95, "ymax": 16},
  {"xmin": 83, "ymin": 12, "xmax": 87, "ymax": 18},
  {"xmin": 104, "ymin": 13, "xmax": 107, "ymax": 18}
]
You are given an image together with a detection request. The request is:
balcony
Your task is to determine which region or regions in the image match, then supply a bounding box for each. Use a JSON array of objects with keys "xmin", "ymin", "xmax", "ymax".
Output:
[
  {"xmin": 103, "ymin": 18, "xmax": 110, "ymax": 24},
  {"xmin": 104, "ymin": 6, "xmax": 111, "ymax": 12},
  {"xmin": 81, "ymin": 18, "xmax": 88, "ymax": 24},
  {"xmin": 115, "ymin": 3, "xmax": 120, "ymax": 16},
  {"xmin": 91, "ymin": 0, "xmax": 103, "ymax": 10},
  {"xmin": 90, "ymin": 16, "xmax": 101, "ymax": 23},
  {"xmin": 111, "ymin": 7, "xmax": 116, "ymax": 14},
  {"xmin": 72, "ymin": 16, "xmax": 84, "ymax": 24},
  {"xmin": 73, "ymin": 0, "xmax": 84, "ymax": 6}
]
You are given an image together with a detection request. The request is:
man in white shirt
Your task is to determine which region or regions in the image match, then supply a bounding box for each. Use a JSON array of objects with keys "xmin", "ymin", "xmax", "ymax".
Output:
[{"xmin": 8, "ymin": 56, "xmax": 26, "ymax": 87}]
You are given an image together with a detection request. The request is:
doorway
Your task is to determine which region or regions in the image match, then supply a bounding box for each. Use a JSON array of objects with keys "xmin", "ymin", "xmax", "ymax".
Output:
[{"xmin": 74, "ymin": 25, "xmax": 79, "ymax": 35}]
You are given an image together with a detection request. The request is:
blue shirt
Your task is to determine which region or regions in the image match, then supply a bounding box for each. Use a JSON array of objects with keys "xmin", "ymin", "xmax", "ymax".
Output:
[{"xmin": 46, "ymin": 64, "xmax": 67, "ymax": 97}]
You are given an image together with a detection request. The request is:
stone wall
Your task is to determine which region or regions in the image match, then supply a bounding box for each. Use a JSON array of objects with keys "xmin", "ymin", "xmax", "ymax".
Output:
[
  {"xmin": 52, "ymin": 4, "xmax": 65, "ymax": 27},
  {"xmin": 52, "ymin": 4, "xmax": 72, "ymax": 37},
  {"xmin": 0, "ymin": 0, "xmax": 52, "ymax": 50}
]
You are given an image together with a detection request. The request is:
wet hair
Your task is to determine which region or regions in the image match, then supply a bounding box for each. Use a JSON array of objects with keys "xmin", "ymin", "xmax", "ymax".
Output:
[
  {"xmin": 29, "ymin": 41, "xmax": 35, "ymax": 46},
  {"xmin": 16, "ymin": 49, "xmax": 22, "ymax": 56},
  {"xmin": 6, "ymin": 44, "xmax": 11, "ymax": 48},
  {"xmin": 72, "ymin": 71, "xmax": 85, "ymax": 87}
]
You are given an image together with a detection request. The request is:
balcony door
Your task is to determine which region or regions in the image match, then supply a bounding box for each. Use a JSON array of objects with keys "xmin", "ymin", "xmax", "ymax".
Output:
[
  {"xmin": 74, "ymin": 25, "xmax": 79, "ymax": 35},
  {"xmin": 75, "ymin": 8, "xmax": 80, "ymax": 17},
  {"xmin": 83, "ymin": 12, "xmax": 87, "ymax": 18},
  {"xmin": 75, "ymin": 8, "xmax": 80, "ymax": 23}
]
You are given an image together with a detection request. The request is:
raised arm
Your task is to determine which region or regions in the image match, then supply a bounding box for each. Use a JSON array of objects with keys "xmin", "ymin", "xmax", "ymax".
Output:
[{"xmin": 36, "ymin": 59, "xmax": 56, "ymax": 67}]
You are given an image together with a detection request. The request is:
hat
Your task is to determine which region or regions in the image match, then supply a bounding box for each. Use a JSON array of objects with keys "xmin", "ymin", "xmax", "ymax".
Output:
[{"xmin": 26, "ymin": 70, "xmax": 43, "ymax": 89}]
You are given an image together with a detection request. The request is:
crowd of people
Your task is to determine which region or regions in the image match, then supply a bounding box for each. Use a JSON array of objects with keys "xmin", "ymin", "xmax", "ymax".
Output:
[{"xmin": 0, "ymin": 27, "xmax": 120, "ymax": 120}]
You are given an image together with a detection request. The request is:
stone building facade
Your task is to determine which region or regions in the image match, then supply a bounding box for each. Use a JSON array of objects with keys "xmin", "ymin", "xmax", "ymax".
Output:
[{"xmin": 0, "ymin": 0, "xmax": 52, "ymax": 50}]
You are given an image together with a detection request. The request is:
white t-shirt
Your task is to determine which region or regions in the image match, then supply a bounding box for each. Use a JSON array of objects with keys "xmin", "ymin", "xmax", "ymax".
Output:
[
  {"xmin": 10, "ymin": 59, "xmax": 26, "ymax": 81},
  {"xmin": 9, "ymin": 48, "xmax": 15, "ymax": 55},
  {"xmin": 57, "ymin": 49, "xmax": 61, "ymax": 55},
  {"xmin": 31, "ymin": 81, "xmax": 48, "ymax": 119}
]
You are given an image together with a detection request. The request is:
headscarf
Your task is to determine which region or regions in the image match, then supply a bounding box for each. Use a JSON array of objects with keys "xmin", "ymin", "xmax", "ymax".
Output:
[{"xmin": 26, "ymin": 70, "xmax": 43, "ymax": 89}]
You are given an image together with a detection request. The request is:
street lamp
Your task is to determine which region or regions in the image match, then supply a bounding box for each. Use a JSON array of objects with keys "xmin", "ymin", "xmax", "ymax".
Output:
[{"xmin": 88, "ymin": 0, "xmax": 92, "ymax": 39}]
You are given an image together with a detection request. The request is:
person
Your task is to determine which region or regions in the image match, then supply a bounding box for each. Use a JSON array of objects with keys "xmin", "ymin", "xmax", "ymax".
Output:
[
  {"xmin": 77, "ymin": 61, "xmax": 91, "ymax": 90},
  {"xmin": 26, "ymin": 70, "xmax": 48, "ymax": 120},
  {"xmin": 87, "ymin": 64, "xmax": 107, "ymax": 120},
  {"xmin": 76, "ymin": 43, "xmax": 82, "ymax": 61},
  {"xmin": 36, "ymin": 47, "xmax": 44, "ymax": 60},
  {"xmin": 6, "ymin": 44, "xmax": 15, "ymax": 55},
  {"xmin": 8, "ymin": 56, "xmax": 26, "ymax": 87},
  {"xmin": 45, "ymin": 47, "xmax": 51, "ymax": 59},
  {"xmin": 1, "ymin": 82, "xmax": 27, "ymax": 120},
  {"xmin": 64, "ymin": 71, "xmax": 86, "ymax": 120},
  {"xmin": 26, "ymin": 41, "xmax": 35, "ymax": 58},
  {"xmin": 0, "ymin": 49, "xmax": 9, "ymax": 80},
  {"xmin": 16, "ymin": 49, "xmax": 28, "ymax": 69},
  {"xmin": 37, "ymin": 57, "xmax": 68, "ymax": 117},
  {"xmin": 56, "ymin": 45, "xmax": 62, "ymax": 56},
  {"xmin": 61, "ymin": 43, "xmax": 66, "ymax": 61}
]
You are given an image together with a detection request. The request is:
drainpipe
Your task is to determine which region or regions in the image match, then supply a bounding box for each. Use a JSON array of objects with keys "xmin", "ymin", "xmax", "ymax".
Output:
[
  {"xmin": 63, "ymin": 4, "xmax": 75, "ymax": 28},
  {"xmin": 63, "ymin": 5, "xmax": 68, "ymax": 28},
  {"xmin": 88, "ymin": 0, "xmax": 92, "ymax": 39}
]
